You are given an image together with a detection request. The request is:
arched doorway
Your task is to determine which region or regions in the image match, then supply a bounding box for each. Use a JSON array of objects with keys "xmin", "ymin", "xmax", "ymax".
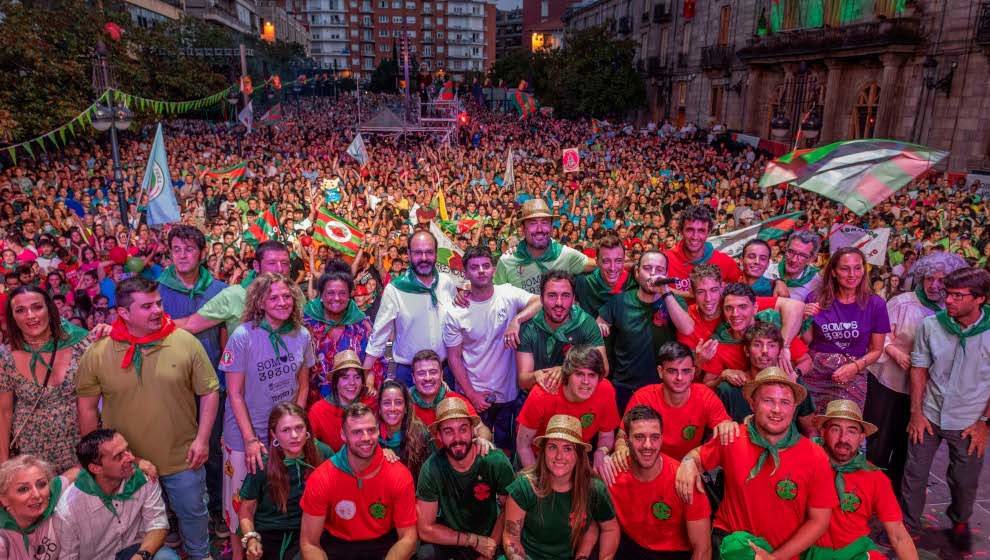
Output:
[{"xmin": 851, "ymin": 83, "xmax": 880, "ymax": 139}]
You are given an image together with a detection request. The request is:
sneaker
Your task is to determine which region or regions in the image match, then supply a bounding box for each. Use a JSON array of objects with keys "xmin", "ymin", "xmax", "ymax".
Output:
[
  {"xmin": 948, "ymin": 522, "xmax": 972, "ymax": 552},
  {"xmin": 211, "ymin": 514, "xmax": 230, "ymax": 539}
]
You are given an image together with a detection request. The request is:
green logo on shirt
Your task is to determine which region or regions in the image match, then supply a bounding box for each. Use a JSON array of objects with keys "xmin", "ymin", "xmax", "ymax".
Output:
[
  {"xmin": 776, "ymin": 479, "xmax": 798, "ymax": 501},
  {"xmin": 681, "ymin": 425, "xmax": 698, "ymax": 440},
  {"xmin": 369, "ymin": 501, "xmax": 387, "ymax": 519},
  {"xmin": 580, "ymin": 413, "xmax": 596, "ymax": 429},
  {"xmin": 840, "ymin": 492, "xmax": 861, "ymax": 513},
  {"xmin": 651, "ymin": 501, "xmax": 672, "ymax": 521}
]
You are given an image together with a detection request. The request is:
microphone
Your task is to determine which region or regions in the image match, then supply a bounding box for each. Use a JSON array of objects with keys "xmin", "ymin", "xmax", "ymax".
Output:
[{"xmin": 651, "ymin": 277, "xmax": 679, "ymax": 286}]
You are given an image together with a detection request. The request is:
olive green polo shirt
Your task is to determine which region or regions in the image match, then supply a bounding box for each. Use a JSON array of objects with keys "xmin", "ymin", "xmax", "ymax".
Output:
[{"xmin": 76, "ymin": 329, "xmax": 220, "ymax": 476}]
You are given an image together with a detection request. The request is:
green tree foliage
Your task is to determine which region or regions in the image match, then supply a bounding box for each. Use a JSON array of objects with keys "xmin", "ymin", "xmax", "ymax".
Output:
[
  {"xmin": 488, "ymin": 26, "xmax": 645, "ymax": 119},
  {"xmin": 368, "ymin": 58, "xmax": 400, "ymax": 93},
  {"xmin": 0, "ymin": 0, "xmax": 304, "ymax": 142}
]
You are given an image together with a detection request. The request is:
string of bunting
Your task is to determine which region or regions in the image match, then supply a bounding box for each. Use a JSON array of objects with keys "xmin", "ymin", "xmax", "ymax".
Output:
[{"xmin": 2, "ymin": 76, "xmax": 277, "ymax": 165}]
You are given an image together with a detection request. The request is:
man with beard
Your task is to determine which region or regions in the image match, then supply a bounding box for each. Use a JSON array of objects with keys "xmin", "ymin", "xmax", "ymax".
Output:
[
  {"xmin": 516, "ymin": 271, "xmax": 605, "ymax": 394},
  {"xmin": 494, "ymin": 199, "xmax": 595, "ymax": 295},
  {"xmin": 443, "ymin": 246, "xmax": 540, "ymax": 451},
  {"xmin": 768, "ymin": 230, "xmax": 824, "ymax": 302},
  {"xmin": 77, "ymin": 277, "xmax": 221, "ymax": 560},
  {"xmin": 716, "ymin": 322, "xmax": 817, "ymax": 435},
  {"xmin": 676, "ymin": 368, "xmax": 836, "ymax": 559},
  {"xmin": 663, "ymin": 205, "xmax": 741, "ymax": 292},
  {"xmin": 598, "ymin": 251, "xmax": 685, "ymax": 411},
  {"xmin": 903, "ymin": 267, "xmax": 990, "ymax": 551},
  {"xmin": 808, "ymin": 400, "xmax": 918, "ymax": 560},
  {"xmin": 575, "ymin": 233, "xmax": 637, "ymax": 316},
  {"xmin": 299, "ymin": 403, "xmax": 418, "ymax": 560},
  {"xmin": 605, "ymin": 406, "xmax": 712, "ymax": 560},
  {"xmin": 416, "ymin": 398, "xmax": 516, "ymax": 560},
  {"xmin": 363, "ymin": 230, "xmax": 459, "ymax": 389}
]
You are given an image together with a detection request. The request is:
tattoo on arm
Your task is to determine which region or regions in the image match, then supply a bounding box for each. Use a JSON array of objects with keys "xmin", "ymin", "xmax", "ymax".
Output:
[{"xmin": 504, "ymin": 520, "xmax": 525, "ymax": 560}]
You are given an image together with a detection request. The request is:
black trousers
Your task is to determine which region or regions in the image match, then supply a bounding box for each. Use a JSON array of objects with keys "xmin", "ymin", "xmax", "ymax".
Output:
[
  {"xmin": 863, "ymin": 374, "xmax": 910, "ymax": 495},
  {"xmin": 321, "ymin": 530, "xmax": 398, "ymax": 560},
  {"xmin": 617, "ymin": 532, "xmax": 692, "ymax": 559},
  {"xmin": 258, "ymin": 528, "xmax": 300, "ymax": 560}
]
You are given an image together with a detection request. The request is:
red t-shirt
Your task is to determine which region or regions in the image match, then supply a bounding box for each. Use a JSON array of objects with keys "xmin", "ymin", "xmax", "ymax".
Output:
[
  {"xmin": 701, "ymin": 335, "xmax": 809, "ymax": 376},
  {"xmin": 607, "ymin": 455, "xmax": 710, "ymax": 552},
  {"xmin": 678, "ymin": 297, "xmax": 778, "ymax": 349},
  {"xmin": 818, "ymin": 467, "xmax": 902, "ymax": 550},
  {"xmin": 698, "ymin": 430, "xmax": 838, "ymax": 558},
  {"xmin": 664, "ymin": 241, "xmax": 741, "ymax": 291},
  {"xmin": 412, "ymin": 391, "xmax": 476, "ymax": 428},
  {"xmin": 518, "ymin": 379, "xmax": 620, "ymax": 454},
  {"xmin": 625, "ymin": 384, "xmax": 730, "ymax": 460},
  {"xmin": 299, "ymin": 447, "xmax": 417, "ymax": 541},
  {"xmin": 308, "ymin": 396, "xmax": 378, "ymax": 452}
]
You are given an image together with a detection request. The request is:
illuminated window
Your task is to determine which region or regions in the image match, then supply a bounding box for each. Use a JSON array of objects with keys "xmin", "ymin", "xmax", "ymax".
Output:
[{"xmin": 851, "ymin": 83, "xmax": 880, "ymax": 139}]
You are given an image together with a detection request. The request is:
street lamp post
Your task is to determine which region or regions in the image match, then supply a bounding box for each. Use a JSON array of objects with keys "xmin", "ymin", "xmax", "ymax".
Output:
[{"xmin": 92, "ymin": 40, "xmax": 134, "ymax": 231}]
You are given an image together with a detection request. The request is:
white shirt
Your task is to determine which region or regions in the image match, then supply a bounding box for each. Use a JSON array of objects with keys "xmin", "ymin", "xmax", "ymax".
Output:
[
  {"xmin": 442, "ymin": 284, "xmax": 535, "ymax": 403},
  {"xmin": 869, "ymin": 290, "xmax": 935, "ymax": 394},
  {"xmin": 366, "ymin": 271, "xmax": 459, "ymax": 364},
  {"xmin": 54, "ymin": 477, "xmax": 169, "ymax": 560}
]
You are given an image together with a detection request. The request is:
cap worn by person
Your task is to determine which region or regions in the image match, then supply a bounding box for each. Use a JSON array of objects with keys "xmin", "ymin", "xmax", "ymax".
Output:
[
  {"xmin": 533, "ymin": 414, "xmax": 591, "ymax": 452},
  {"xmin": 742, "ymin": 366, "xmax": 808, "ymax": 405},
  {"xmin": 812, "ymin": 399, "xmax": 878, "ymax": 436},
  {"xmin": 519, "ymin": 199, "xmax": 557, "ymax": 222},
  {"xmin": 330, "ymin": 349, "xmax": 366, "ymax": 374},
  {"xmin": 429, "ymin": 397, "xmax": 481, "ymax": 433}
]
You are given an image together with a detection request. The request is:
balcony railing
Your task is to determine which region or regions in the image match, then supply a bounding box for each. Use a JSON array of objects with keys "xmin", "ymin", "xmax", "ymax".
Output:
[
  {"xmin": 978, "ymin": 2, "xmax": 990, "ymax": 45},
  {"xmin": 738, "ymin": 17, "xmax": 922, "ymax": 60},
  {"xmin": 701, "ymin": 44, "xmax": 732, "ymax": 71}
]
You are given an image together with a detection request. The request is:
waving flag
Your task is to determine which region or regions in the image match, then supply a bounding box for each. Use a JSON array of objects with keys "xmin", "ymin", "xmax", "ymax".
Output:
[
  {"xmin": 503, "ymin": 148, "xmax": 515, "ymax": 188},
  {"xmin": 829, "ymin": 224, "xmax": 891, "ymax": 266},
  {"xmin": 259, "ymin": 103, "xmax": 283, "ymax": 124},
  {"xmin": 760, "ymin": 139, "xmax": 947, "ymax": 215},
  {"xmin": 347, "ymin": 133, "xmax": 369, "ymax": 167},
  {"xmin": 430, "ymin": 221, "xmax": 464, "ymax": 276},
  {"xmin": 313, "ymin": 207, "xmax": 364, "ymax": 257},
  {"xmin": 200, "ymin": 162, "xmax": 247, "ymax": 184},
  {"xmin": 141, "ymin": 123, "xmax": 180, "ymax": 227},
  {"xmin": 244, "ymin": 204, "xmax": 282, "ymax": 248},
  {"xmin": 710, "ymin": 212, "xmax": 804, "ymax": 257},
  {"xmin": 439, "ymin": 80, "xmax": 455, "ymax": 101},
  {"xmin": 562, "ymin": 148, "xmax": 580, "ymax": 173},
  {"xmin": 238, "ymin": 101, "xmax": 254, "ymax": 133}
]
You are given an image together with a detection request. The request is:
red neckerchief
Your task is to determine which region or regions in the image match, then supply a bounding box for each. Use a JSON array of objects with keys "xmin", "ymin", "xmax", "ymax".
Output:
[
  {"xmin": 108, "ymin": 314, "xmax": 177, "ymax": 374},
  {"xmin": 609, "ymin": 269, "xmax": 630, "ymax": 295}
]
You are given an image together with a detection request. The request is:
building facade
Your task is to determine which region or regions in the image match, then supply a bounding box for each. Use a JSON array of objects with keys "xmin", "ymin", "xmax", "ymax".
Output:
[
  {"xmin": 495, "ymin": 8, "xmax": 523, "ymax": 60},
  {"xmin": 523, "ymin": 0, "xmax": 585, "ymax": 51},
  {"xmin": 566, "ymin": 0, "xmax": 990, "ymax": 173}
]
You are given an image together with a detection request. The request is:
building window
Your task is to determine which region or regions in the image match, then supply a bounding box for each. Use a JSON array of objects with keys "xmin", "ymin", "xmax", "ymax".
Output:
[
  {"xmin": 378, "ymin": 0, "xmax": 387, "ymax": 7},
  {"xmin": 363, "ymin": 15, "xmax": 372, "ymax": 24},
  {"xmin": 424, "ymin": 45, "xmax": 432, "ymax": 55},
  {"xmin": 718, "ymin": 5, "xmax": 731, "ymax": 46},
  {"xmin": 379, "ymin": 15, "xmax": 388, "ymax": 22},
  {"xmin": 392, "ymin": 0, "xmax": 401, "ymax": 7},
  {"xmin": 540, "ymin": 0, "xmax": 548, "ymax": 18},
  {"xmin": 392, "ymin": 15, "xmax": 402, "ymax": 22},
  {"xmin": 710, "ymin": 85, "xmax": 725, "ymax": 122},
  {"xmin": 437, "ymin": 17, "xmax": 443, "ymax": 24},
  {"xmin": 423, "ymin": 2, "xmax": 431, "ymax": 12},
  {"xmin": 406, "ymin": 15, "xmax": 417, "ymax": 23},
  {"xmin": 379, "ymin": 44, "xmax": 389, "ymax": 52},
  {"xmin": 852, "ymin": 83, "xmax": 880, "ymax": 139},
  {"xmin": 349, "ymin": 14, "xmax": 357, "ymax": 21},
  {"xmin": 437, "ymin": 31, "xmax": 443, "ymax": 38},
  {"xmin": 676, "ymin": 82, "xmax": 687, "ymax": 107},
  {"xmin": 406, "ymin": 1, "xmax": 416, "ymax": 8}
]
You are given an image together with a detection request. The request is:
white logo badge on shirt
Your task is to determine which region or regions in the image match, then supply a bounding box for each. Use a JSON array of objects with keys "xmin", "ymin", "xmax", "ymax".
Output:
[{"xmin": 335, "ymin": 500, "xmax": 357, "ymax": 520}]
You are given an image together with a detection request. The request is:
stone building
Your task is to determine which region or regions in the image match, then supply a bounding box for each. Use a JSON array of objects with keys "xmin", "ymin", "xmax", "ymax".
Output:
[{"xmin": 566, "ymin": 0, "xmax": 990, "ymax": 172}]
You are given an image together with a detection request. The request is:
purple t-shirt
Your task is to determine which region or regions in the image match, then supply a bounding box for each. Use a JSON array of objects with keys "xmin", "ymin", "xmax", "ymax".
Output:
[{"xmin": 809, "ymin": 294, "xmax": 891, "ymax": 356}]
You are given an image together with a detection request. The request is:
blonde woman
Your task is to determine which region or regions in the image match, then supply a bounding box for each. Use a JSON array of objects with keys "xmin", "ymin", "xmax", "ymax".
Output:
[{"xmin": 219, "ymin": 273, "xmax": 315, "ymax": 560}]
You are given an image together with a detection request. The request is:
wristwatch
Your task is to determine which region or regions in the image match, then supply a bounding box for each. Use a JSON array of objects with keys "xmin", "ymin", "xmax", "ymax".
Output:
[
  {"xmin": 241, "ymin": 531, "xmax": 261, "ymax": 548},
  {"xmin": 135, "ymin": 551, "xmax": 152, "ymax": 560}
]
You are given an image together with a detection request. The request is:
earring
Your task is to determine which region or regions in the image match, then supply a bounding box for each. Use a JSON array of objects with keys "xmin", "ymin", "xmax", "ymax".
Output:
[{"xmin": 272, "ymin": 439, "xmax": 280, "ymax": 447}]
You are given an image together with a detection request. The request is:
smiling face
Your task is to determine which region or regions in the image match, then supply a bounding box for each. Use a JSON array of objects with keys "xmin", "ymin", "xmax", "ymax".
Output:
[
  {"xmin": 543, "ymin": 439, "xmax": 578, "ymax": 479},
  {"xmin": 272, "ymin": 413, "xmax": 308, "ymax": 456},
  {"xmin": 0, "ymin": 466, "xmax": 51, "ymax": 528},
  {"xmin": 922, "ymin": 271, "xmax": 946, "ymax": 303},
  {"xmin": 264, "ymin": 281, "xmax": 296, "ymax": 324},
  {"xmin": 11, "ymin": 291, "xmax": 51, "ymax": 341},
  {"xmin": 681, "ymin": 220, "xmax": 710, "ymax": 254},
  {"xmin": 751, "ymin": 384, "xmax": 797, "ymax": 437},
  {"xmin": 342, "ymin": 411, "xmax": 379, "ymax": 460},
  {"xmin": 523, "ymin": 217, "xmax": 553, "ymax": 250},
  {"xmin": 784, "ymin": 239, "xmax": 815, "ymax": 277},
  {"xmin": 822, "ymin": 418, "xmax": 865, "ymax": 464},
  {"xmin": 89, "ymin": 433, "xmax": 136, "ymax": 483},
  {"xmin": 541, "ymin": 278, "xmax": 575, "ymax": 324},
  {"xmin": 742, "ymin": 243, "xmax": 771, "ymax": 279},
  {"xmin": 257, "ymin": 249, "xmax": 291, "ymax": 276},
  {"xmin": 379, "ymin": 386, "xmax": 406, "ymax": 428},
  {"xmin": 412, "ymin": 358, "xmax": 443, "ymax": 399},
  {"xmin": 335, "ymin": 369, "xmax": 364, "ymax": 405},
  {"xmin": 693, "ymin": 277, "xmax": 723, "ymax": 320},
  {"xmin": 722, "ymin": 294, "xmax": 755, "ymax": 335},
  {"xmin": 628, "ymin": 419, "xmax": 662, "ymax": 471},
  {"xmin": 321, "ymin": 279, "xmax": 351, "ymax": 316},
  {"xmin": 834, "ymin": 253, "xmax": 865, "ymax": 292},
  {"xmin": 438, "ymin": 417, "xmax": 474, "ymax": 461},
  {"xmin": 409, "ymin": 233, "xmax": 438, "ymax": 277},
  {"xmin": 597, "ymin": 245, "xmax": 625, "ymax": 285}
]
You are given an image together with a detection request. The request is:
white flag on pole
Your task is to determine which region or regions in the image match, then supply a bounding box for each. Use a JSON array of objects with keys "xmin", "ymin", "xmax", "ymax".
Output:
[
  {"xmin": 504, "ymin": 148, "xmax": 515, "ymax": 188},
  {"xmin": 347, "ymin": 133, "xmax": 369, "ymax": 167},
  {"xmin": 829, "ymin": 224, "xmax": 891, "ymax": 266},
  {"xmin": 238, "ymin": 101, "xmax": 253, "ymax": 133}
]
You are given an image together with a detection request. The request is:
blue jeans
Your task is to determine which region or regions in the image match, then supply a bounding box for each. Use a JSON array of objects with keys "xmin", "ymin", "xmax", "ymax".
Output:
[
  {"xmin": 159, "ymin": 467, "xmax": 211, "ymax": 559},
  {"xmin": 116, "ymin": 543, "xmax": 181, "ymax": 560}
]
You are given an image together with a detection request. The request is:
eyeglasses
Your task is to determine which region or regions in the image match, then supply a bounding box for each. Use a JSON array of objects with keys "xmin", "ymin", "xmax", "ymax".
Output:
[
  {"xmin": 785, "ymin": 249, "xmax": 813, "ymax": 261},
  {"xmin": 945, "ymin": 291, "xmax": 974, "ymax": 300}
]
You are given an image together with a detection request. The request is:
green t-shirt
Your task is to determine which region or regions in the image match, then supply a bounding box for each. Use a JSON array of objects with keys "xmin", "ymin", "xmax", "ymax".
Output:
[
  {"xmin": 197, "ymin": 284, "xmax": 247, "ymax": 334},
  {"xmin": 506, "ymin": 476, "xmax": 614, "ymax": 560},
  {"xmin": 517, "ymin": 307, "xmax": 604, "ymax": 371},
  {"xmin": 239, "ymin": 441, "xmax": 334, "ymax": 531},
  {"xmin": 574, "ymin": 272, "xmax": 637, "ymax": 317},
  {"xmin": 416, "ymin": 449, "xmax": 515, "ymax": 536},
  {"xmin": 716, "ymin": 379, "xmax": 816, "ymax": 424},
  {"xmin": 598, "ymin": 291, "xmax": 684, "ymax": 391},
  {"xmin": 494, "ymin": 245, "xmax": 590, "ymax": 294}
]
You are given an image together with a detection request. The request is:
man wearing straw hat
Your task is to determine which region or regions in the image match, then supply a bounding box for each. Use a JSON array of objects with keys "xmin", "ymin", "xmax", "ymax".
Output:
[
  {"xmin": 808, "ymin": 400, "xmax": 918, "ymax": 560},
  {"xmin": 493, "ymin": 198, "xmax": 595, "ymax": 295},
  {"xmin": 676, "ymin": 367, "xmax": 836, "ymax": 560},
  {"xmin": 416, "ymin": 397, "xmax": 515, "ymax": 560}
]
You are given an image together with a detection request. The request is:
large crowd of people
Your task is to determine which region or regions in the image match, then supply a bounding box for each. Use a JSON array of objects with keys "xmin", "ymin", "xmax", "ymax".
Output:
[{"xmin": 0, "ymin": 92, "xmax": 989, "ymax": 560}]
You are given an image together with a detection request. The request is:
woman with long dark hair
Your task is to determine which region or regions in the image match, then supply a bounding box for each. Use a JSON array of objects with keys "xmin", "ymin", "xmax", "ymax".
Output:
[
  {"xmin": 238, "ymin": 403, "xmax": 331, "ymax": 560},
  {"xmin": 0, "ymin": 286, "xmax": 91, "ymax": 471},
  {"xmin": 377, "ymin": 379, "xmax": 432, "ymax": 480},
  {"xmin": 503, "ymin": 414, "xmax": 619, "ymax": 560},
  {"xmin": 801, "ymin": 247, "xmax": 890, "ymax": 413}
]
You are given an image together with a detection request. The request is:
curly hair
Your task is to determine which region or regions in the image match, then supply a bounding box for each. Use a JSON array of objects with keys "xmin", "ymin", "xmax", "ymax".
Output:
[
  {"xmin": 241, "ymin": 272, "xmax": 304, "ymax": 330},
  {"xmin": 911, "ymin": 252, "xmax": 968, "ymax": 284}
]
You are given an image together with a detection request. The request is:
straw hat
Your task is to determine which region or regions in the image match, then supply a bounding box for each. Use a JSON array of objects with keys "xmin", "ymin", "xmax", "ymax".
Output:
[
  {"xmin": 430, "ymin": 397, "xmax": 481, "ymax": 432},
  {"xmin": 812, "ymin": 399, "xmax": 878, "ymax": 437},
  {"xmin": 533, "ymin": 415, "xmax": 591, "ymax": 451},
  {"xmin": 330, "ymin": 349, "xmax": 365, "ymax": 374},
  {"xmin": 519, "ymin": 199, "xmax": 557, "ymax": 221},
  {"xmin": 742, "ymin": 366, "xmax": 808, "ymax": 404}
]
